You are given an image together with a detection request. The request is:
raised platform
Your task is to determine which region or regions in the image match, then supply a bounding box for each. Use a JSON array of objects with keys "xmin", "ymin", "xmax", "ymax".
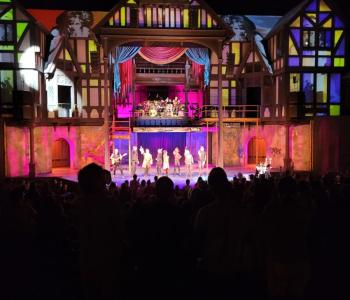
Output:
[
  {"xmin": 50, "ymin": 166, "xmax": 257, "ymax": 188},
  {"xmin": 133, "ymin": 116, "xmax": 191, "ymax": 127}
]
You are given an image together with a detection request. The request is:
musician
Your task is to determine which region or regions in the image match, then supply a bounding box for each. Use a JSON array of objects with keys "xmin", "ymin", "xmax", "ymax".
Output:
[
  {"xmin": 173, "ymin": 147, "xmax": 182, "ymax": 175},
  {"xmin": 163, "ymin": 150, "xmax": 170, "ymax": 176},
  {"xmin": 173, "ymin": 96, "xmax": 180, "ymax": 116},
  {"xmin": 156, "ymin": 148, "xmax": 163, "ymax": 177},
  {"xmin": 198, "ymin": 146, "xmax": 206, "ymax": 177},
  {"xmin": 110, "ymin": 148, "xmax": 126, "ymax": 177},
  {"xmin": 131, "ymin": 146, "xmax": 139, "ymax": 176},
  {"xmin": 184, "ymin": 148, "xmax": 194, "ymax": 179},
  {"xmin": 140, "ymin": 146, "xmax": 153, "ymax": 176}
]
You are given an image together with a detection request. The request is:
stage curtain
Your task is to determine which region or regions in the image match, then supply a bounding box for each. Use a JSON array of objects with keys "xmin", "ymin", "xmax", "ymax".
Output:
[
  {"xmin": 185, "ymin": 48, "xmax": 210, "ymax": 86},
  {"xmin": 137, "ymin": 133, "xmax": 187, "ymax": 165},
  {"xmin": 192, "ymin": 61, "xmax": 204, "ymax": 87},
  {"xmin": 139, "ymin": 47, "xmax": 187, "ymax": 65},
  {"xmin": 112, "ymin": 46, "xmax": 140, "ymax": 94},
  {"xmin": 119, "ymin": 60, "xmax": 134, "ymax": 103}
]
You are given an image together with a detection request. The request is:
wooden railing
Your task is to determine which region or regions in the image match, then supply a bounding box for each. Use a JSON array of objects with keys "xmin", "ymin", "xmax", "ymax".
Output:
[{"xmin": 197, "ymin": 105, "xmax": 261, "ymax": 120}]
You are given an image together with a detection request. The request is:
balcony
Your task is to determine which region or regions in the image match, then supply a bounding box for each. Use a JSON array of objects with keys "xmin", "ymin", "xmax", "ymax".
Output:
[
  {"xmin": 196, "ymin": 105, "xmax": 261, "ymax": 124},
  {"xmin": 47, "ymin": 103, "xmax": 73, "ymax": 118}
]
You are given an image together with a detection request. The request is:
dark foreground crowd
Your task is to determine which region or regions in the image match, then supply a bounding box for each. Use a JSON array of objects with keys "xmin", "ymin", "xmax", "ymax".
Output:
[{"xmin": 1, "ymin": 165, "xmax": 350, "ymax": 300}]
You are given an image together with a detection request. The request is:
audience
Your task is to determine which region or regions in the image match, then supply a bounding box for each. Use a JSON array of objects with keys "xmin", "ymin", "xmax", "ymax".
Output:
[{"xmin": 1, "ymin": 166, "xmax": 349, "ymax": 300}]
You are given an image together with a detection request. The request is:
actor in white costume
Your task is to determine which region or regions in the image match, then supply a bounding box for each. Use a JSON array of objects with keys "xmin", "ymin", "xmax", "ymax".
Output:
[
  {"xmin": 163, "ymin": 150, "xmax": 170, "ymax": 176},
  {"xmin": 184, "ymin": 148, "xmax": 194, "ymax": 178},
  {"xmin": 140, "ymin": 146, "xmax": 153, "ymax": 176},
  {"xmin": 156, "ymin": 148, "xmax": 163, "ymax": 177},
  {"xmin": 131, "ymin": 146, "xmax": 139, "ymax": 176},
  {"xmin": 198, "ymin": 146, "xmax": 207, "ymax": 177},
  {"xmin": 173, "ymin": 147, "xmax": 182, "ymax": 175}
]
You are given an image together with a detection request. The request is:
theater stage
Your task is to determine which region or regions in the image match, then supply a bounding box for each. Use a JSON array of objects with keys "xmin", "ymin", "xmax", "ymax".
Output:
[{"xmin": 50, "ymin": 166, "xmax": 258, "ymax": 187}]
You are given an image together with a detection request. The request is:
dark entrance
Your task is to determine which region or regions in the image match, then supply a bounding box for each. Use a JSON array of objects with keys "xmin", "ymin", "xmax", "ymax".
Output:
[{"xmin": 52, "ymin": 138, "xmax": 70, "ymax": 168}]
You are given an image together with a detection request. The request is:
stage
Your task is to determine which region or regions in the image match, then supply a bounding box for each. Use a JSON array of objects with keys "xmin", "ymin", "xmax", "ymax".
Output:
[{"xmin": 49, "ymin": 166, "xmax": 258, "ymax": 187}]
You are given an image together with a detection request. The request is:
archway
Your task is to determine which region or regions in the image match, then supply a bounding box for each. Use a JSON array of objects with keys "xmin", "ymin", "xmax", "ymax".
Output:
[
  {"xmin": 248, "ymin": 137, "xmax": 266, "ymax": 165},
  {"xmin": 52, "ymin": 138, "xmax": 70, "ymax": 168}
]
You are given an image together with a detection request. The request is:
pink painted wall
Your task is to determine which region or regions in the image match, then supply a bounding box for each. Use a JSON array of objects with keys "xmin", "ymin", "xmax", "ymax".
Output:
[
  {"xmin": 51, "ymin": 126, "xmax": 80, "ymax": 170},
  {"xmin": 34, "ymin": 127, "xmax": 52, "ymax": 174},
  {"xmin": 6, "ymin": 127, "xmax": 30, "ymax": 177},
  {"xmin": 290, "ymin": 124, "xmax": 312, "ymax": 171},
  {"xmin": 79, "ymin": 126, "xmax": 105, "ymax": 168}
]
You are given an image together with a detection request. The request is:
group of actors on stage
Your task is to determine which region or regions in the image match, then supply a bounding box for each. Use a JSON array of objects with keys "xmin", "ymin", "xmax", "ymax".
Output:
[{"xmin": 110, "ymin": 146, "xmax": 207, "ymax": 178}]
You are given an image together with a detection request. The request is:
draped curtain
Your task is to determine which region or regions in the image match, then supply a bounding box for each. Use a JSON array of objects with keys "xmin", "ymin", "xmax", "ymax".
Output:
[
  {"xmin": 119, "ymin": 60, "xmax": 134, "ymax": 103},
  {"xmin": 192, "ymin": 61, "xmax": 204, "ymax": 87},
  {"xmin": 113, "ymin": 46, "xmax": 211, "ymax": 103},
  {"xmin": 185, "ymin": 48, "xmax": 210, "ymax": 86},
  {"xmin": 139, "ymin": 47, "xmax": 187, "ymax": 65},
  {"xmin": 113, "ymin": 46, "xmax": 140, "ymax": 94}
]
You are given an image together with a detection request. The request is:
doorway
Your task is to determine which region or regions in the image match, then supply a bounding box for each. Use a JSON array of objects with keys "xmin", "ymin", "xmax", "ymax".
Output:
[
  {"xmin": 52, "ymin": 138, "xmax": 70, "ymax": 168},
  {"xmin": 248, "ymin": 137, "xmax": 266, "ymax": 165}
]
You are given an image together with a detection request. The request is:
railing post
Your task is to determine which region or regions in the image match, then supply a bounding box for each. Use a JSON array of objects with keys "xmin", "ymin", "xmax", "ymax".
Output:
[
  {"xmin": 217, "ymin": 57, "xmax": 224, "ymax": 168},
  {"xmin": 103, "ymin": 39, "xmax": 110, "ymax": 172}
]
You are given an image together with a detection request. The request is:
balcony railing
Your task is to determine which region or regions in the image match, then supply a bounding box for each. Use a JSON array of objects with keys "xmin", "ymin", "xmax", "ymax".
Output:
[
  {"xmin": 47, "ymin": 103, "xmax": 72, "ymax": 118},
  {"xmin": 197, "ymin": 105, "xmax": 261, "ymax": 120}
]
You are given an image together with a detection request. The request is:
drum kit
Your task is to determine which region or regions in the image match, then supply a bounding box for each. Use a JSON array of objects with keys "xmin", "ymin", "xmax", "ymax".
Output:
[{"xmin": 137, "ymin": 98, "xmax": 185, "ymax": 118}]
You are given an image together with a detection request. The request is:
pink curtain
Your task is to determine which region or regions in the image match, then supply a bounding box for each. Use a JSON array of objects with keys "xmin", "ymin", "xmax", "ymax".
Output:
[{"xmin": 139, "ymin": 47, "xmax": 187, "ymax": 65}]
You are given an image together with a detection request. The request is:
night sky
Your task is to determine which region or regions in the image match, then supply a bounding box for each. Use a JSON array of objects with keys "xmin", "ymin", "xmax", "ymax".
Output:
[{"xmin": 20, "ymin": 0, "xmax": 350, "ymax": 16}]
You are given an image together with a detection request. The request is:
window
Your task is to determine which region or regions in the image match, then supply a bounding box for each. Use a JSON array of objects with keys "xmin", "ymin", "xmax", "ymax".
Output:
[
  {"xmin": 319, "ymin": 30, "xmax": 332, "ymax": 48},
  {"xmin": 58, "ymin": 85, "xmax": 71, "ymax": 104},
  {"xmin": 0, "ymin": 23, "xmax": 13, "ymax": 42},
  {"xmin": 303, "ymin": 31, "xmax": 316, "ymax": 47}
]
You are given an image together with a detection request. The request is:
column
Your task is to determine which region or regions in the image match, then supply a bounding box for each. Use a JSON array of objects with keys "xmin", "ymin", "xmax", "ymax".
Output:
[
  {"xmin": 217, "ymin": 57, "xmax": 224, "ymax": 168},
  {"xmin": 29, "ymin": 125, "xmax": 35, "ymax": 177},
  {"xmin": 185, "ymin": 60, "xmax": 190, "ymax": 115},
  {"xmin": 284, "ymin": 123, "xmax": 292, "ymax": 171},
  {"xmin": 0, "ymin": 120, "xmax": 5, "ymax": 178},
  {"xmin": 103, "ymin": 49, "xmax": 110, "ymax": 171}
]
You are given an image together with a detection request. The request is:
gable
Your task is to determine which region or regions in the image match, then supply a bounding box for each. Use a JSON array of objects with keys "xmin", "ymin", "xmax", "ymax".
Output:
[
  {"xmin": 94, "ymin": 0, "xmax": 229, "ymax": 31},
  {"xmin": 286, "ymin": 0, "xmax": 346, "ymax": 68}
]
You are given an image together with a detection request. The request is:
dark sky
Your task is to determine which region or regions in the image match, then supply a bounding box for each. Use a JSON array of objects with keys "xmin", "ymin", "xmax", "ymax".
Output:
[{"xmin": 20, "ymin": 0, "xmax": 349, "ymax": 16}]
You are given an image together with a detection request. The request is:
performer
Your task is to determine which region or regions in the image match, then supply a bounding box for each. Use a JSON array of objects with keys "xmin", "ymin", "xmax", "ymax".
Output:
[
  {"xmin": 156, "ymin": 148, "xmax": 163, "ymax": 177},
  {"xmin": 110, "ymin": 148, "xmax": 127, "ymax": 177},
  {"xmin": 198, "ymin": 146, "xmax": 207, "ymax": 177},
  {"xmin": 140, "ymin": 146, "xmax": 153, "ymax": 176},
  {"xmin": 131, "ymin": 145, "xmax": 139, "ymax": 176},
  {"xmin": 184, "ymin": 148, "xmax": 194, "ymax": 179},
  {"xmin": 173, "ymin": 147, "xmax": 182, "ymax": 175},
  {"xmin": 163, "ymin": 150, "xmax": 170, "ymax": 176}
]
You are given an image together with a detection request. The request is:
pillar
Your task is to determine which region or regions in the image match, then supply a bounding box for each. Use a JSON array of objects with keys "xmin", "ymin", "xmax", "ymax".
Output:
[
  {"xmin": 29, "ymin": 125, "xmax": 35, "ymax": 177},
  {"xmin": 103, "ymin": 43, "xmax": 110, "ymax": 171},
  {"xmin": 284, "ymin": 123, "xmax": 292, "ymax": 171},
  {"xmin": 0, "ymin": 120, "xmax": 5, "ymax": 178},
  {"xmin": 217, "ymin": 58, "xmax": 224, "ymax": 168}
]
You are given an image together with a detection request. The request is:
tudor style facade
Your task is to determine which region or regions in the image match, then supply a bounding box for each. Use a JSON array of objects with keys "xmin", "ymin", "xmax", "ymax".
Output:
[{"xmin": 0, "ymin": 0, "xmax": 348, "ymax": 178}]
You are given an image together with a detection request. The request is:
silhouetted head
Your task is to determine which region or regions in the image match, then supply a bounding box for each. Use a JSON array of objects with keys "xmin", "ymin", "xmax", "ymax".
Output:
[
  {"xmin": 104, "ymin": 169, "xmax": 112, "ymax": 185},
  {"xmin": 78, "ymin": 163, "xmax": 106, "ymax": 195},
  {"xmin": 156, "ymin": 176, "xmax": 174, "ymax": 200},
  {"xmin": 186, "ymin": 179, "xmax": 190, "ymax": 186},
  {"xmin": 278, "ymin": 176, "xmax": 298, "ymax": 197},
  {"xmin": 208, "ymin": 167, "xmax": 230, "ymax": 195},
  {"xmin": 133, "ymin": 174, "xmax": 137, "ymax": 181},
  {"xmin": 154, "ymin": 176, "xmax": 158, "ymax": 182}
]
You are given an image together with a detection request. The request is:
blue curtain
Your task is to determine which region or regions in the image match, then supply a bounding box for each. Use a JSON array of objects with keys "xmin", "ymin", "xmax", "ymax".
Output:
[
  {"xmin": 113, "ymin": 46, "xmax": 140, "ymax": 93},
  {"xmin": 137, "ymin": 133, "xmax": 187, "ymax": 165},
  {"xmin": 185, "ymin": 48, "xmax": 210, "ymax": 87}
]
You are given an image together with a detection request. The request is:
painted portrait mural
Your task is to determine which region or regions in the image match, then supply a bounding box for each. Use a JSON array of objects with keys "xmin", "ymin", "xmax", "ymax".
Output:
[{"xmin": 57, "ymin": 11, "xmax": 93, "ymax": 37}]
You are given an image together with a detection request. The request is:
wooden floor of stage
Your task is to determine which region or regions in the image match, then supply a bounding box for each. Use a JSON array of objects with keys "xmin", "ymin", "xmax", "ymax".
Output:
[{"xmin": 49, "ymin": 166, "xmax": 258, "ymax": 187}]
